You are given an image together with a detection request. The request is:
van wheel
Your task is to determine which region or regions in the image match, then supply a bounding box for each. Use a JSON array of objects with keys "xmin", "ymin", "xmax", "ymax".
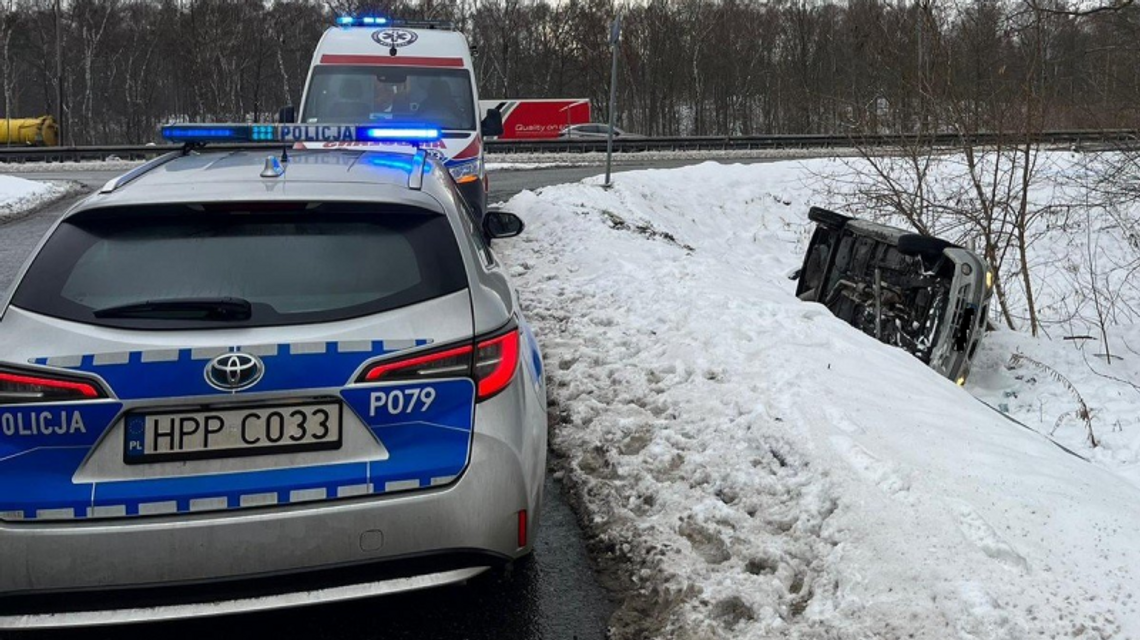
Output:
[
  {"xmin": 808, "ymin": 207, "xmax": 852, "ymax": 229},
  {"xmin": 898, "ymin": 234, "xmax": 954, "ymax": 259}
]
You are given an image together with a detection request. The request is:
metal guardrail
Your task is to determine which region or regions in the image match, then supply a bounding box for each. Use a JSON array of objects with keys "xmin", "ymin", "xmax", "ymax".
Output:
[
  {"xmin": 488, "ymin": 129, "xmax": 1140, "ymax": 153},
  {"xmin": 0, "ymin": 130, "xmax": 1135, "ymax": 163}
]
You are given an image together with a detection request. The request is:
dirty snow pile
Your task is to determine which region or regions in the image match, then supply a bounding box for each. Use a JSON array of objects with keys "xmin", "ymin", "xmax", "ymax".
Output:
[
  {"xmin": 0, "ymin": 159, "xmax": 145, "ymax": 174},
  {"xmin": 0, "ymin": 174, "xmax": 66, "ymax": 222},
  {"xmin": 500, "ymin": 160, "xmax": 1140, "ymax": 639}
]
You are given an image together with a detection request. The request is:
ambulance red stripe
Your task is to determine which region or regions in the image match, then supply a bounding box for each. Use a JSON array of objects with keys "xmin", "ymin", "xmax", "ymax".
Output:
[{"xmin": 319, "ymin": 54, "xmax": 464, "ymax": 67}]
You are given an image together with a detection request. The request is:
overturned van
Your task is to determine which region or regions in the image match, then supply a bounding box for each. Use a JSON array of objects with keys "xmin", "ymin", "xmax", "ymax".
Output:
[{"xmin": 795, "ymin": 207, "xmax": 994, "ymax": 384}]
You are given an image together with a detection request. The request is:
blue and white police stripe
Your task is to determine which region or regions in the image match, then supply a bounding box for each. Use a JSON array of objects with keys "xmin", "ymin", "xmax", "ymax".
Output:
[{"xmin": 2, "ymin": 340, "xmax": 479, "ymax": 522}]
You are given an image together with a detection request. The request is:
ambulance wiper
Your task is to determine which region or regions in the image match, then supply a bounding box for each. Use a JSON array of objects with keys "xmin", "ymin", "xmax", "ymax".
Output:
[{"xmin": 93, "ymin": 297, "xmax": 253, "ymax": 322}]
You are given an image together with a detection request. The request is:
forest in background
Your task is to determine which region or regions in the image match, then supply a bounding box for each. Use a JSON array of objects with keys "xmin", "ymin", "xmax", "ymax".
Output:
[{"xmin": 0, "ymin": 0, "xmax": 1138, "ymax": 144}]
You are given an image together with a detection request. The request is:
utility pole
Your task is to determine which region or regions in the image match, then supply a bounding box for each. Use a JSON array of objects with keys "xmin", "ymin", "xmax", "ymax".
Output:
[
  {"xmin": 54, "ymin": 0, "xmax": 62, "ymax": 145},
  {"xmin": 603, "ymin": 15, "xmax": 621, "ymax": 188}
]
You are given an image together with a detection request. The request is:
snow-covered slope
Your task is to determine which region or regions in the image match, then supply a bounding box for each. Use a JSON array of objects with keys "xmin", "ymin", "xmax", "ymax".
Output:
[
  {"xmin": 500, "ymin": 161, "xmax": 1140, "ymax": 639},
  {"xmin": 0, "ymin": 174, "xmax": 66, "ymax": 222},
  {"xmin": 811, "ymin": 150, "xmax": 1140, "ymax": 487}
]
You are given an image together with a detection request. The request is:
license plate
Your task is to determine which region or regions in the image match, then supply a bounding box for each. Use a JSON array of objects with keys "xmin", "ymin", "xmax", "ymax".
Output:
[{"xmin": 124, "ymin": 401, "xmax": 342, "ymax": 463}]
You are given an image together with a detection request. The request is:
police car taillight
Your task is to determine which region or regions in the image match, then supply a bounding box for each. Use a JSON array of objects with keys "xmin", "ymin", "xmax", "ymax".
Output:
[
  {"xmin": 0, "ymin": 368, "xmax": 104, "ymax": 404},
  {"xmin": 360, "ymin": 327, "xmax": 520, "ymax": 401},
  {"xmin": 474, "ymin": 330, "xmax": 519, "ymax": 399},
  {"xmin": 363, "ymin": 345, "xmax": 474, "ymax": 383}
]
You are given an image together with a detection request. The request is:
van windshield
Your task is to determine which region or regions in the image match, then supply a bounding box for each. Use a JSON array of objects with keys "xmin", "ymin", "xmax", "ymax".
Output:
[{"xmin": 302, "ymin": 66, "xmax": 476, "ymax": 131}]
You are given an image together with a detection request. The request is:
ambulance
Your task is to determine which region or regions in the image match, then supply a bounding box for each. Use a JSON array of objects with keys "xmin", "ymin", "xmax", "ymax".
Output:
[{"xmin": 288, "ymin": 16, "xmax": 503, "ymax": 215}]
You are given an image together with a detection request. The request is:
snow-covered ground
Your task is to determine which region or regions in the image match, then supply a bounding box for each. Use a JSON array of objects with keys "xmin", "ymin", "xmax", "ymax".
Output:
[
  {"xmin": 499, "ymin": 158, "xmax": 1140, "ymax": 638},
  {"xmin": 811, "ymin": 151, "xmax": 1140, "ymax": 490},
  {"xmin": 0, "ymin": 174, "xmax": 70, "ymax": 222},
  {"xmin": 486, "ymin": 147, "xmax": 864, "ymax": 167},
  {"xmin": 0, "ymin": 159, "xmax": 144, "ymax": 174}
]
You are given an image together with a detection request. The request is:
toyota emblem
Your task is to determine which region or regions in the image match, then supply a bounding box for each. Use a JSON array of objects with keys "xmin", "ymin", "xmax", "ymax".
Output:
[{"xmin": 205, "ymin": 352, "xmax": 264, "ymax": 391}]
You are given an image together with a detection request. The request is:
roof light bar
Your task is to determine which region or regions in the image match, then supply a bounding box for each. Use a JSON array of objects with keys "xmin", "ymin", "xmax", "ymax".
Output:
[
  {"xmin": 335, "ymin": 15, "xmax": 389, "ymax": 27},
  {"xmin": 362, "ymin": 126, "xmax": 441, "ymax": 141},
  {"xmin": 161, "ymin": 125, "xmax": 245, "ymax": 141},
  {"xmin": 160, "ymin": 124, "xmax": 443, "ymax": 145},
  {"xmin": 334, "ymin": 16, "xmax": 454, "ymax": 29}
]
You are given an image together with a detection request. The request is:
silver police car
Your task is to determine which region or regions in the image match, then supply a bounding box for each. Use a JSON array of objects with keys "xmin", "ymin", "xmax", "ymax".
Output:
[{"xmin": 0, "ymin": 126, "xmax": 547, "ymax": 628}]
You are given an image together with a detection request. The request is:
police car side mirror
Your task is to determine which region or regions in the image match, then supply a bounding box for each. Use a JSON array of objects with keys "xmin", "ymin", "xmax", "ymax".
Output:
[
  {"xmin": 483, "ymin": 209, "xmax": 524, "ymax": 239},
  {"xmin": 481, "ymin": 109, "xmax": 504, "ymax": 138},
  {"xmin": 278, "ymin": 105, "xmax": 296, "ymax": 124}
]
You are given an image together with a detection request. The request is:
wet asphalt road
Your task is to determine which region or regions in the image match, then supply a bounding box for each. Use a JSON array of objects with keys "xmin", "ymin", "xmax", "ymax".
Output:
[{"xmin": 0, "ymin": 165, "xmax": 627, "ymax": 640}]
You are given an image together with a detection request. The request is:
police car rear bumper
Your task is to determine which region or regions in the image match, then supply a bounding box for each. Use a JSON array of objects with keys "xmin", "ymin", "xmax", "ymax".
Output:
[
  {"xmin": 0, "ymin": 565, "xmax": 490, "ymax": 630},
  {"xmin": 0, "ymin": 433, "xmax": 533, "ymax": 628}
]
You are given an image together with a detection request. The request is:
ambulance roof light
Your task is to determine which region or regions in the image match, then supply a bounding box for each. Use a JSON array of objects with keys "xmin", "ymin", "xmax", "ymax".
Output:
[{"xmin": 335, "ymin": 16, "xmax": 389, "ymax": 27}]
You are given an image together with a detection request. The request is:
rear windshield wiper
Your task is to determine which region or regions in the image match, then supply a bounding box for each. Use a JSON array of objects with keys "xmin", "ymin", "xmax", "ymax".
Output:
[{"xmin": 93, "ymin": 297, "xmax": 253, "ymax": 321}]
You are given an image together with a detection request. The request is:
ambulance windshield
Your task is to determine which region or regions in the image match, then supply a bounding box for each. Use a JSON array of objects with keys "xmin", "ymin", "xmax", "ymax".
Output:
[{"xmin": 302, "ymin": 66, "xmax": 476, "ymax": 131}]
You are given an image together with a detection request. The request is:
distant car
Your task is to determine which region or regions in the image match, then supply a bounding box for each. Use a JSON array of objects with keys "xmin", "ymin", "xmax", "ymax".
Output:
[
  {"xmin": 558, "ymin": 123, "xmax": 642, "ymax": 139},
  {"xmin": 794, "ymin": 207, "xmax": 993, "ymax": 384},
  {"xmin": 0, "ymin": 124, "xmax": 547, "ymax": 628}
]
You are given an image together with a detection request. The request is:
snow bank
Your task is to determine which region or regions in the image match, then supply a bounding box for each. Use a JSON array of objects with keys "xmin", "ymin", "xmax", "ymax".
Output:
[
  {"xmin": 0, "ymin": 174, "xmax": 67, "ymax": 222},
  {"xmin": 808, "ymin": 151, "xmax": 1140, "ymax": 491},
  {"xmin": 0, "ymin": 159, "xmax": 144, "ymax": 174},
  {"xmin": 486, "ymin": 147, "xmax": 865, "ymax": 168},
  {"xmin": 500, "ymin": 160, "xmax": 1140, "ymax": 639}
]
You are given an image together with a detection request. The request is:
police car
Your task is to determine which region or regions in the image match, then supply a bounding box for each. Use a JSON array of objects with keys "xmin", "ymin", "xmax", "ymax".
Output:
[
  {"xmin": 286, "ymin": 16, "xmax": 504, "ymax": 217},
  {"xmin": 0, "ymin": 124, "xmax": 546, "ymax": 628}
]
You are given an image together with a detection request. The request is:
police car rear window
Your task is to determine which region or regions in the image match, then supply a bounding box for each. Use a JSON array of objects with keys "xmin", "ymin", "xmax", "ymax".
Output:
[{"xmin": 12, "ymin": 205, "xmax": 468, "ymax": 330}]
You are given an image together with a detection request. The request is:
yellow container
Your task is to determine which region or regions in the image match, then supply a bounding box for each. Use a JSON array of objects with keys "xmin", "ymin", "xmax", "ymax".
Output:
[{"xmin": 0, "ymin": 116, "xmax": 59, "ymax": 146}]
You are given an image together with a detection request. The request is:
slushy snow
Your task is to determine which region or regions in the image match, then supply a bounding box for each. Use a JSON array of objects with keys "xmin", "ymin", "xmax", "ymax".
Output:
[
  {"xmin": 499, "ymin": 158, "xmax": 1140, "ymax": 639},
  {"xmin": 0, "ymin": 174, "xmax": 66, "ymax": 222}
]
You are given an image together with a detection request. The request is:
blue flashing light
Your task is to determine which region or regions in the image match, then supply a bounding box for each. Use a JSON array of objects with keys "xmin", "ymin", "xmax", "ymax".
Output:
[
  {"xmin": 365, "ymin": 155, "xmax": 416, "ymax": 172},
  {"xmin": 162, "ymin": 125, "xmax": 242, "ymax": 141},
  {"xmin": 336, "ymin": 15, "xmax": 389, "ymax": 27},
  {"xmin": 250, "ymin": 125, "xmax": 276, "ymax": 142},
  {"xmin": 361, "ymin": 126, "xmax": 441, "ymax": 141},
  {"xmin": 161, "ymin": 123, "xmax": 443, "ymax": 145}
]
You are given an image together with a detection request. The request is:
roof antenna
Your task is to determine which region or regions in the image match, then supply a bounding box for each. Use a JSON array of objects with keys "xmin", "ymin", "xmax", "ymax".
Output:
[
  {"xmin": 261, "ymin": 155, "xmax": 285, "ymax": 178},
  {"xmin": 280, "ymin": 144, "xmax": 289, "ymax": 163}
]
